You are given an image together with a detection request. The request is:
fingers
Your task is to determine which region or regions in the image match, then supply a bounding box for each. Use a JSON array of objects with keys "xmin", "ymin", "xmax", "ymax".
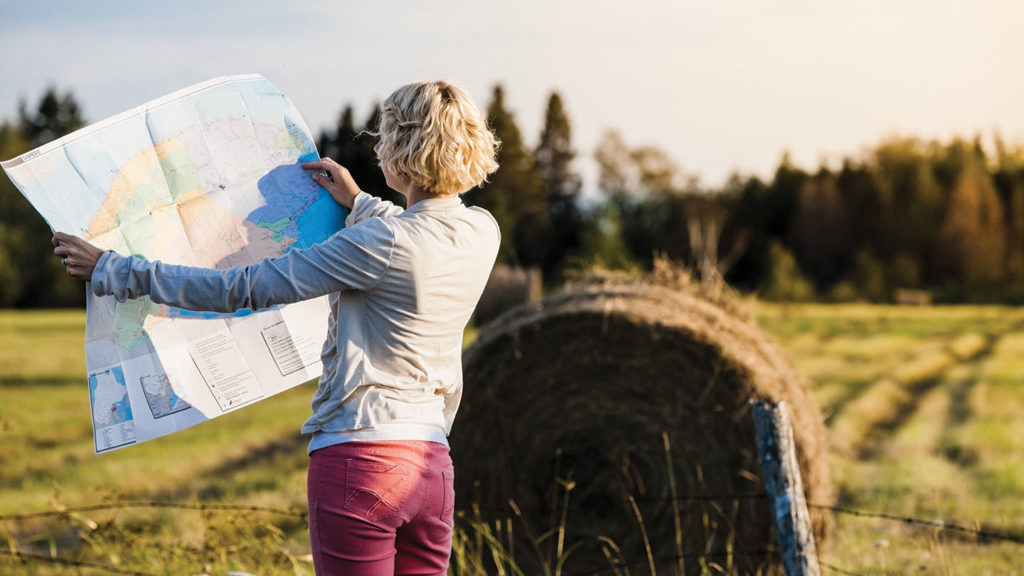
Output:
[
  {"xmin": 301, "ymin": 158, "xmax": 339, "ymax": 171},
  {"xmin": 302, "ymin": 157, "xmax": 343, "ymax": 174},
  {"xmin": 52, "ymin": 232, "xmax": 102, "ymax": 281},
  {"xmin": 52, "ymin": 231, "xmax": 72, "ymax": 247},
  {"xmin": 312, "ymin": 169, "xmax": 334, "ymax": 183},
  {"xmin": 303, "ymin": 160, "xmax": 333, "ymax": 186},
  {"xmin": 55, "ymin": 244, "xmax": 83, "ymax": 278},
  {"xmin": 52, "ymin": 232, "xmax": 84, "ymax": 254},
  {"xmin": 305, "ymin": 159, "xmax": 350, "ymax": 192},
  {"xmin": 53, "ymin": 234, "xmax": 73, "ymax": 257},
  {"xmin": 64, "ymin": 264, "xmax": 89, "ymax": 280}
]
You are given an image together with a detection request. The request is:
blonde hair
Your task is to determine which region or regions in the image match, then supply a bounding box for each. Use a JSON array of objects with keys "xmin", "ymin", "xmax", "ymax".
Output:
[{"xmin": 374, "ymin": 81, "xmax": 499, "ymax": 196}]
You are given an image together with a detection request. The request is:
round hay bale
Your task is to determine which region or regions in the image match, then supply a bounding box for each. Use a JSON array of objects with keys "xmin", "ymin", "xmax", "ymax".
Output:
[
  {"xmin": 474, "ymin": 264, "xmax": 544, "ymax": 325},
  {"xmin": 453, "ymin": 276, "xmax": 832, "ymax": 575}
]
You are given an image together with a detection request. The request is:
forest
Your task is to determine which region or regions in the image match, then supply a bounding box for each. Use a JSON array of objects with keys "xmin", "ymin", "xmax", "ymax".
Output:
[{"xmin": 2, "ymin": 86, "xmax": 1023, "ymax": 307}]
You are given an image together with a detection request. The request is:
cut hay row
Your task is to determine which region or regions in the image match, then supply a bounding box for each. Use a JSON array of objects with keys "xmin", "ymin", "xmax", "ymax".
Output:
[{"xmin": 828, "ymin": 326, "xmax": 1010, "ymax": 460}]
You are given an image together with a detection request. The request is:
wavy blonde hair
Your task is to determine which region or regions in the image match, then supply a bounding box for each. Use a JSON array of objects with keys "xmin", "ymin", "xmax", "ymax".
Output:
[{"xmin": 374, "ymin": 81, "xmax": 500, "ymax": 196}]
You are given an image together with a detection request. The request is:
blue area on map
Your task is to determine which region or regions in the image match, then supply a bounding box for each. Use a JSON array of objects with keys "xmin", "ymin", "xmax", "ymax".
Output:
[
  {"xmin": 247, "ymin": 158, "xmax": 344, "ymax": 246},
  {"xmin": 295, "ymin": 191, "xmax": 347, "ymax": 249},
  {"xmin": 165, "ymin": 154, "xmax": 345, "ymax": 321},
  {"xmin": 111, "ymin": 394, "xmax": 134, "ymax": 423},
  {"xmin": 294, "ymin": 152, "xmax": 347, "ymax": 248},
  {"xmin": 171, "ymin": 307, "xmax": 258, "ymax": 320}
]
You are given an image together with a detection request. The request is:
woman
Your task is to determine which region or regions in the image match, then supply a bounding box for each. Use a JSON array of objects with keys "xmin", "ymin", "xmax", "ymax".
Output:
[{"xmin": 52, "ymin": 80, "xmax": 501, "ymax": 576}]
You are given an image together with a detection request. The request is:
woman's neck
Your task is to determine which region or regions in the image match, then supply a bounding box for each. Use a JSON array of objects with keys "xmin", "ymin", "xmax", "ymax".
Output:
[{"xmin": 405, "ymin": 186, "xmax": 456, "ymax": 208}]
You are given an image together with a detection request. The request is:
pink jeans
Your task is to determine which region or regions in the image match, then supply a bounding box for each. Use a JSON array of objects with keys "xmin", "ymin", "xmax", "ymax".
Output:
[{"xmin": 307, "ymin": 441, "xmax": 455, "ymax": 576}]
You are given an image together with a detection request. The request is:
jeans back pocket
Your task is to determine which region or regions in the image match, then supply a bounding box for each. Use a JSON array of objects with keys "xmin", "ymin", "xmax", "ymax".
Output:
[{"xmin": 344, "ymin": 459, "xmax": 412, "ymax": 522}]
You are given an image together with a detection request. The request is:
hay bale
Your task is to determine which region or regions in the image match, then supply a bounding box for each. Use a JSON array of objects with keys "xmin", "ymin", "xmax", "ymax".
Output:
[
  {"xmin": 454, "ymin": 274, "xmax": 832, "ymax": 575},
  {"xmin": 474, "ymin": 265, "xmax": 543, "ymax": 325}
]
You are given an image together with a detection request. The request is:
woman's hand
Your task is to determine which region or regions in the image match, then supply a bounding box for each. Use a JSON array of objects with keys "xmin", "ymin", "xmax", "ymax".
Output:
[
  {"xmin": 303, "ymin": 157, "xmax": 360, "ymax": 210},
  {"xmin": 52, "ymin": 232, "xmax": 104, "ymax": 282}
]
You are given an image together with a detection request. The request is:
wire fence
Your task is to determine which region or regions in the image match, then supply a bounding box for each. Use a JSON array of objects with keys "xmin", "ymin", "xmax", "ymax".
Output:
[
  {"xmin": 0, "ymin": 548, "xmax": 157, "ymax": 576},
  {"xmin": 2, "ymin": 494, "xmax": 1021, "ymax": 576},
  {"xmin": 0, "ymin": 501, "xmax": 307, "ymax": 522},
  {"xmin": 807, "ymin": 503, "xmax": 1024, "ymax": 546},
  {"xmin": 558, "ymin": 548, "xmax": 781, "ymax": 576}
]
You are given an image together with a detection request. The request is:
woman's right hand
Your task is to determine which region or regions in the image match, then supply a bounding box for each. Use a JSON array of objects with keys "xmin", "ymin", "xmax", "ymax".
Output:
[
  {"xmin": 52, "ymin": 232, "xmax": 104, "ymax": 282},
  {"xmin": 303, "ymin": 158, "xmax": 360, "ymax": 210}
]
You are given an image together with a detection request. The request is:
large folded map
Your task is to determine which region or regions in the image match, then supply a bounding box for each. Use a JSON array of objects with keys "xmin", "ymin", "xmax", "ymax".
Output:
[{"xmin": 1, "ymin": 75, "xmax": 345, "ymax": 453}]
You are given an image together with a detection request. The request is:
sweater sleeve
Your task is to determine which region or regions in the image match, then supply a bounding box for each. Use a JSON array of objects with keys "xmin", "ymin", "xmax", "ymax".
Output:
[
  {"xmin": 345, "ymin": 191, "xmax": 405, "ymax": 227},
  {"xmin": 90, "ymin": 217, "xmax": 395, "ymax": 313}
]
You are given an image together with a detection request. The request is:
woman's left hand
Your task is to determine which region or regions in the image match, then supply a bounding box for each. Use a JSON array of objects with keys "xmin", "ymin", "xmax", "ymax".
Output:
[
  {"xmin": 52, "ymin": 232, "xmax": 104, "ymax": 281},
  {"xmin": 303, "ymin": 158, "xmax": 361, "ymax": 209}
]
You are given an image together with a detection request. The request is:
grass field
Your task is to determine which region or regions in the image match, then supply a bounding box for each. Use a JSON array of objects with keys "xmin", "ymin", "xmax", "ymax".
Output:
[{"xmin": 2, "ymin": 305, "xmax": 1024, "ymax": 575}]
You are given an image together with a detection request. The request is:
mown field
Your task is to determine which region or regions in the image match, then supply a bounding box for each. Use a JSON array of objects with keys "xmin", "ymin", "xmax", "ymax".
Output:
[
  {"xmin": 1, "ymin": 305, "xmax": 1023, "ymax": 575},
  {"xmin": 756, "ymin": 303, "xmax": 1024, "ymax": 575}
]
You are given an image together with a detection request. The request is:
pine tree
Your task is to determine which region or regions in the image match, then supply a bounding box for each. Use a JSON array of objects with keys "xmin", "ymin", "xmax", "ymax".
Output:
[
  {"xmin": 790, "ymin": 169, "xmax": 854, "ymax": 288},
  {"xmin": 869, "ymin": 138, "xmax": 944, "ymax": 281},
  {"xmin": 993, "ymin": 135, "xmax": 1024, "ymax": 282},
  {"xmin": 355, "ymin": 104, "xmax": 401, "ymax": 205},
  {"xmin": 467, "ymin": 85, "xmax": 545, "ymax": 266},
  {"xmin": 318, "ymin": 105, "xmax": 359, "ymax": 166},
  {"xmin": 18, "ymin": 88, "xmax": 84, "ymax": 148},
  {"xmin": 318, "ymin": 103, "xmax": 401, "ymax": 207},
  {"xmin": 534, "ymin": 92, "xmax": 582, "ymax": 278}
]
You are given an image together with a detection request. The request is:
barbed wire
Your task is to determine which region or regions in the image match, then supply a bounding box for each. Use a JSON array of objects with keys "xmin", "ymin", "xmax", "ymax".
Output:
[
  {"xmin": 560, "ymin": 548, "xmax": 779, "ymax": 576},
  {"xmin": 820, "ymin": 561, "xmax": 867, "ymax": 576},
  {"xmin": 4, "ymin": 496, "xmax": 1023, "ymax": 546},
  {"xmin": 632, "ymin": 493, "xmax": 768, "ymax": 503},
  {"xmin": 0, "ymin": 548, "xmax": 158, "ymax": 576},
  {"xmin": 0, "ymin": 500, "xmax": 307, "ymax": 522},
  {"xmin": 810, "ymin": 504, "xmax": 1024, "ymax": 545},
  {"xmin": 473, "ymin": 496, "xmax": 1024, "ymax": 548}
]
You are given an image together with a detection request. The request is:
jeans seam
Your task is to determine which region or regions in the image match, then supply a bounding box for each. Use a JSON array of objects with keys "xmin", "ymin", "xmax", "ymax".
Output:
[
  {"xmin": 440, "ymin": 466, "xmax": 455, "ymax": 527},
  {"xmin": 312, "ymin": 461, "xmax": 327, "ymax": 572}
]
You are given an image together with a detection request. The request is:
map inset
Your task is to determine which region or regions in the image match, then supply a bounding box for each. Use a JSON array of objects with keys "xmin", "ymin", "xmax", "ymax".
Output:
[
  {"xmin": 140, "ymin": 373, "xmax": 191, "ymax": 419},
  {"xmin": 89, "ymin": 367, "xmax": 133, "ymax": 428}
]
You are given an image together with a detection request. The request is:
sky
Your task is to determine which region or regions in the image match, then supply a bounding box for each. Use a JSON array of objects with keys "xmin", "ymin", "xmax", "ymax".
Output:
[{"xmin": 2, "ymin": 0, "xmax": 1022, "ymax": 192}]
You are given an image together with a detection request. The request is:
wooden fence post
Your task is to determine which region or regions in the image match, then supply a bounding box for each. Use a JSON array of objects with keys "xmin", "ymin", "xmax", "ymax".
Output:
[{"xmin": 752, "ymin": 399, "xmax": 821, "ymax": 576}]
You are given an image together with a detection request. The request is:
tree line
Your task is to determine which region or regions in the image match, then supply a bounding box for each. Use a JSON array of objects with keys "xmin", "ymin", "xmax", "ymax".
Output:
[
  {"xmin": 596, "ymin": 132, "xmax": 1024, "ymax": 303},
  {"xmin": 322, "ymin": 86, "xmax": 1024, "ymax": 304},
  {"xmin": 1, "ymin": 87, "xmax": 1022, "ymax": 307},
  {"xmin": 0, "ymin": 90, "xmax": 85, "ymax": 307}
]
